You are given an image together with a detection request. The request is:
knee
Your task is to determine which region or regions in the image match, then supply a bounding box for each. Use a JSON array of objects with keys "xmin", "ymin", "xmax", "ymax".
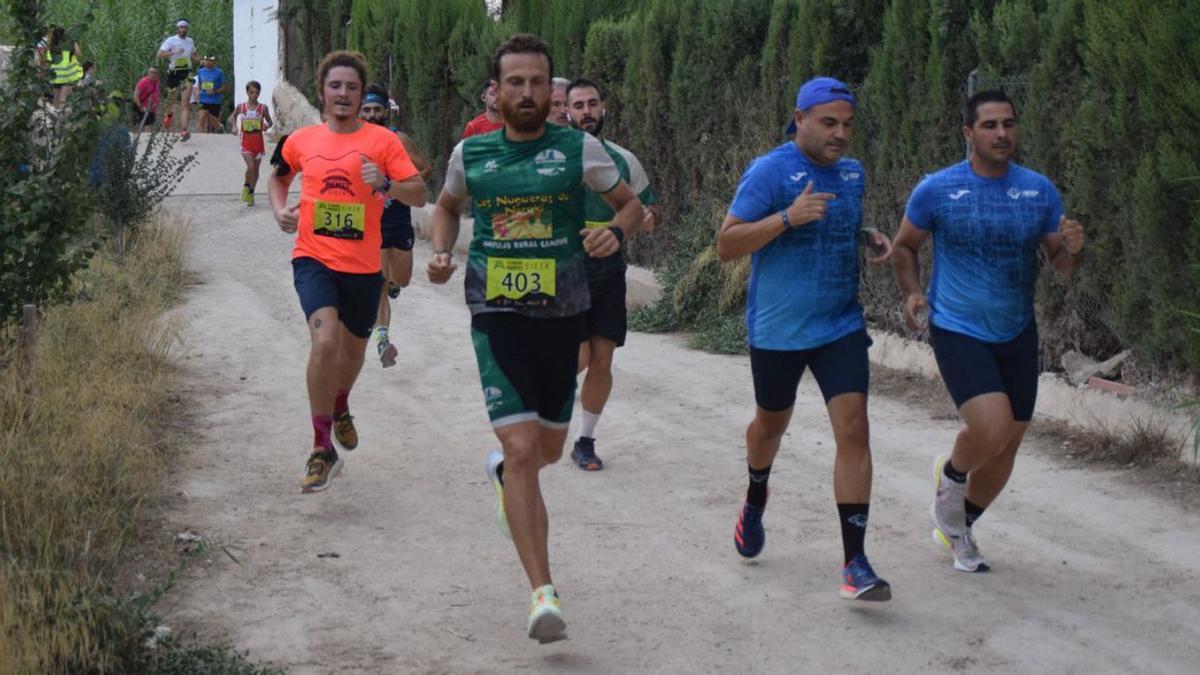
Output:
[
  {"xmin": 503, "ymin": 439, "xmax": 542, "ymax": 474},
  {"xmin": 311, "ymin": 332, "xmax": 338, "ymax": 364},
  {"xmin": 588, "ymin": 349, "xmax": 613, "ymax": 373},
  {"xmin": 968, "ymin": 422, "xmax": 1014, "ymax": 454},
  {"xmin": 750, "ymin": 415, "xmax": 789, "ymax": 442},
  {"xmin": 541, "ymin": 442, "xmax": 564, "ymax": 466}
]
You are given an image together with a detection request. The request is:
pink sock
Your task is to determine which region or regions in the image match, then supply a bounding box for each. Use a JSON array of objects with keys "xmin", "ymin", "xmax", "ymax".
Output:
[
  {"xmin": 335, "ymin": 388, "xmax": 350, "ymax": 414},
  {"xmin": 313, "ymin": 415, "xmax": 333, "ymax": 450}
]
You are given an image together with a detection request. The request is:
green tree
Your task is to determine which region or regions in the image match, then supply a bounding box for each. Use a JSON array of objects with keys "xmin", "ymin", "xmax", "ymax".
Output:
[{"xmin": 0, "ymin": 0, "xmax": 106, "ymax": 321}]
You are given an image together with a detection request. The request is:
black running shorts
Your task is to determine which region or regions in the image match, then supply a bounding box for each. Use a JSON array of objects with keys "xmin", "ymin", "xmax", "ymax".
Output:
[
  {"xmin": 380, "ymin": 212, "xmax": 414, "ymax": 251},
  {"xmin": 930, "ymin": 320, "xmax": 1039, "ymax": 422},
  {"xmin": 582, "ymin": 273, "xmax": 627, "ymax": 347},
  {"xmin": 165, "ymin": 69, "xmax": 192, "ymax": 90},
  {"xmin": 291, "ymin": 256, "xmax": 383, "ymax": 339},
  {"xmin": 750, "ymin": 329, "xmax": 873, "ymax": 411},
  {"xmin": 471, "ymin": 312, "xmax": 584, "ymax": 429}
]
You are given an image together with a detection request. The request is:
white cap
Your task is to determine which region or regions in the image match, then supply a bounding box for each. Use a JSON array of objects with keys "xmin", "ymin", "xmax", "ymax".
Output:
[{"xmin": 176, "ymin": 19, "xmax": 189, "ymax": 28}]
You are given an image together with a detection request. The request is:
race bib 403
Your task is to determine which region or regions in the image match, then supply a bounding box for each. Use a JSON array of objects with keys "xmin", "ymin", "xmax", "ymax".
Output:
[
  {"xmin": 313, "ymin": 200, "xmax": 365, "ymax": 240},
  {"xmin": 486, "ymin": 257, "xmax": 555, "ymax": 304}
]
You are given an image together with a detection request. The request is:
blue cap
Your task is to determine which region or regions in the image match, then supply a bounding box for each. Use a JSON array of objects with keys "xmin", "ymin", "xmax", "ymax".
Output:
[{"xmin": 785, "ymin": 76, "xmax": 855, "ymax": 134}]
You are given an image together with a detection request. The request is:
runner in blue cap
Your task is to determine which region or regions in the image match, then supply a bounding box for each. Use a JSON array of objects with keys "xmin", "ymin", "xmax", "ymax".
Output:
[{"xmin": 716, "ymin": 76, "xmax": 894, "ymax": 601}]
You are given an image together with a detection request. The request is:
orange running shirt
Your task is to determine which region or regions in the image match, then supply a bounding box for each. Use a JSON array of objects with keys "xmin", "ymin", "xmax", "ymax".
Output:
[{"xmin": 282, "ymin": 122, "xmax": 418, "ymax": 273}]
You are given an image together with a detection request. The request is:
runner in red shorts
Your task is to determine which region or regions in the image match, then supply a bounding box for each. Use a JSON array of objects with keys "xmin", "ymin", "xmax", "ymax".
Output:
[{"xmin": 229, "ymin": 80, "xmax": 274, "ymax": 206}]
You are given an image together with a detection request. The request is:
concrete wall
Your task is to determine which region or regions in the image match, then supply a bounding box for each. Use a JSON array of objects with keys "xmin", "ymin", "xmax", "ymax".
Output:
[{"xmin": 233, "ymin": 0, "xmax": 280, "ymax": 121}]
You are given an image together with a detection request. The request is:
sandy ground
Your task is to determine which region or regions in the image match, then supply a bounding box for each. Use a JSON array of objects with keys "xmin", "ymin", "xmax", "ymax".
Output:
[{"xmin": 160, "ymin": 136, "xmax": 1200, "ymax": 674}]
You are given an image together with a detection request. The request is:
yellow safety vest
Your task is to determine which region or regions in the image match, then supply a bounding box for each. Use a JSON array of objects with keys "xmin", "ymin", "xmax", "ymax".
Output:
[{"xmin": 50, "ymin": 51, "xmax": 83, "ymax": 85}]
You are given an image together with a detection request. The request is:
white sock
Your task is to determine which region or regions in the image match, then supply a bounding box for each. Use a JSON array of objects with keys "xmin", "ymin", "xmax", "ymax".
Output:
[{"xmin": 579, "ymin": 409, "xmax": 601, "ymax": 439}]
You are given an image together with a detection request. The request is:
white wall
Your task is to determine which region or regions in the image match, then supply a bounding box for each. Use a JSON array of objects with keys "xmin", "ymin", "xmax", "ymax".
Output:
[{"xmin": 233, "ymin": 0, "xmax": 280, "ymax": 113}]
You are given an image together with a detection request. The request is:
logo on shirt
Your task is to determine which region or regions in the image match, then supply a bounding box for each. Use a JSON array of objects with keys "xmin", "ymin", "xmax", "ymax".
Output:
[
  {"xmin": 1007, "ymin": 188, "xmax": 1041, "ymax": 200},
  {"xmin": 319, "ymin": 169, "xmax": 355, "ymax": 197},
  {"xmin": 839, "ymin": 170, "xmax": 861, "ymax": 181},
  {"xmin": 534, "ymin": 149, "xmax": 567, "ymax": 177},
  {"xmin": 483, "ymin": 159, "xmax": 499, "ymax": 174},
  {"xmin": 948, "ymin": 189, "xmax": 971, "ymax": 200},
  {"xmin": 483, "ymin": 385, "xmax": 504, "ymax": 411},
  {"xmin": 789, "ymin": 171, "xmax": 808, "ymax": 183}
]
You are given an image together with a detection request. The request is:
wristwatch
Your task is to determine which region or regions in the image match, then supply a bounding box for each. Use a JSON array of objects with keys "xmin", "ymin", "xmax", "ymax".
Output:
[
  {"xmin": 380, "ymin": 177, "xmax": 392, "ymax": 194},
  {"xmin": 780, "ymin": 209, "xmax": 793, "ymax": 229}
]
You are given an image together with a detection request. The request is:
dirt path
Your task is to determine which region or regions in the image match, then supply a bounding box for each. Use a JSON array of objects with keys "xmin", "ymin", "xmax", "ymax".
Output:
[{"xmin": 160, "ymin": 137, "xmax": 1200, "ymax": 674}]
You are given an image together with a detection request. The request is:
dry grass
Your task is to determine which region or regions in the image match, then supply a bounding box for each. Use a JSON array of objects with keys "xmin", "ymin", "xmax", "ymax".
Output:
[{"xmin": 0, "ymin": 215, "xmax": 187, "ymax": 673}]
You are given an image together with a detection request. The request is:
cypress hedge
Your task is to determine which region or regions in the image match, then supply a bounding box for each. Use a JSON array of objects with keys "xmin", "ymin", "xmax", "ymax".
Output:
[{"xmin": 296, "ymin": 0, "xmax": 1200, "ymax": 373}]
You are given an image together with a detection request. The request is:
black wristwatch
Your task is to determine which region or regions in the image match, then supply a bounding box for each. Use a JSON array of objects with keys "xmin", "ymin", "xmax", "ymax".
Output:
[
  {"xmin": 379, "ymin": 177, "xmax": 392, "ymax": 194},
  {"xmin": 609, "ymin": 225, "xmax": 625, "ymax": 244}
]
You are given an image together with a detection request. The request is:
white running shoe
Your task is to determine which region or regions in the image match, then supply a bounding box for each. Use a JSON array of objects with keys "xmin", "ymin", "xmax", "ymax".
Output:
[
  {"xmin": 485, "ymin": 449, "xmax": 511, "ymax": 540},
  {"xmin": 931, "ymin": 454, "xmax": 968, "ymax": 540},
  {"xmin": 933, "ymin": 526, "xmax": 991, "ymax": 572},
  {"xmin": 527, "ymin": 584, "xmax": 567, "ymax": 644}
]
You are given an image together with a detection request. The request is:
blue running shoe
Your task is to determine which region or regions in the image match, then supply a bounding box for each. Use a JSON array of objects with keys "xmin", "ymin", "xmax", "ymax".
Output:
[
  {"xmin": 734, "ymin": 502, "xmax": 765, "ymax": 558},
  {"xmin": 840, "ymin": 554, "xmax": 892, "ymax": 601}
]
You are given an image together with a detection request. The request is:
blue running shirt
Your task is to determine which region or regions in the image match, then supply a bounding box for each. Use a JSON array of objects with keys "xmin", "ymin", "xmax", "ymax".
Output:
[
  {"xmin": 905, "ymin": 160, "xmax": 1063, "ymax": 342},
  {"xmin": 729, "ymin": 142, "xmax": 866, "ymax": 350},
  {"xmin": 196, "ymin": 66, "xmax": 224, "ymax": 105}
]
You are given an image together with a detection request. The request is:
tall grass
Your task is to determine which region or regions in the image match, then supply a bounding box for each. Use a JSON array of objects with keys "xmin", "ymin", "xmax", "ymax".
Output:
[
  {"xmin": 0, "ymin": 216, "xmax": 195, "ymax": 673},
  {"xmin": 0, "ymin": 216, "xmax": 184, "ymax": 671},
  {"xmin": 39, "ymin": 0, "xmax": 234, "ymax": 99}
]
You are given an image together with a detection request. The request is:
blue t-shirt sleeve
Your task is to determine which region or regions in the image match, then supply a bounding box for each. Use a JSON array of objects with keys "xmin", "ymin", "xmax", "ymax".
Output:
[
  {"xmin": 728, "ymin": 157, "xmax": 776, "ymax": 222},
  {"xmin": 904, "ymin": 175, "xmax": 938, "ymax": 231},
  {"xmin": 1042, "ymin": 179, "xmax": 1065, "ymax": 235}
]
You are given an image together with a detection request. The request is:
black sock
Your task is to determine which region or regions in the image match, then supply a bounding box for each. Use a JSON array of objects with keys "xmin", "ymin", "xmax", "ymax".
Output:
[
  {"xmin": 965, "ymin": 499, "xmax": 985, "ymax": 528},
  {"xmin": 943, "ymin": 458, "xmax": 968, "ymax": 484},
  {"xmin": 837, "ymin": 503, "xmax": 869, "ymax": 564},
  {"xmin": 746, "ymin": 463, "xmax": 771, "ymax": 508},
  {"xmin": 495, "ymin": 461, "xmax": 504, "ymax": 486}
]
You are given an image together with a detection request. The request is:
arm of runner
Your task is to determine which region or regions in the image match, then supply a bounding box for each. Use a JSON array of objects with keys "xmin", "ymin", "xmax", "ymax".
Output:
[
  {"xmin": 644, "ymin": 203, "xmax": 664, "ymax": 231},
  {"xmin": 262, "ymin": 106, "xmax": 274, "ymax": 132},
  {"xmin": 580, "ymin": 134, "xmax": 642, "ymax": 257},
  {"xmin": 269, "ymin": 135, "xmax": 299, "ymax": 233},
  {"xmin": 363, "ymin": 152, "xmax": 424, "ymax": 207},
  {"xmin": 625, "ymin": 149, "xmax": 662, "ymax": 231},
  {"xmin": 716, "ymin": 181, "xmax": 834, "ymax": 262},
  {"xmin": 1043, "ymin": 216, "xmax": 1085, "ymax": 275},
  {"xmin": 428, "ymin": 190, "xmax": 463, "ymax": 284},
  {"xmin": 860, "ymin": 227, "xmax": 893, "ymax": 265},
  {"xmin": 397, "ymin": 131, "xmax": 433, "ymax": 182},
  {"xmin": 584, "ymin": 180, "xmax": 641, "ymax": 258},
  {"xmin": 428, "ymin": 143, "xmax": 467, "ymax": 283},
  {"xmin": 891, "ymin": 216, "xmax": 930, "ymax": 332},
  {"xmin": 268, "ymin": 173, "xmax": 298, "ymax": 233}
]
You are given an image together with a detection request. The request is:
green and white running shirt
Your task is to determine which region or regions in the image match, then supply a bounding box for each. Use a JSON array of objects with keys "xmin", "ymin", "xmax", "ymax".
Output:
[
  {"xmin": 444, "ymin": 125, "xmax": 622, "ymax": 318},
  {"xmin": 583, "ymin": 138, "xmax": 657, "ymax": 282}
]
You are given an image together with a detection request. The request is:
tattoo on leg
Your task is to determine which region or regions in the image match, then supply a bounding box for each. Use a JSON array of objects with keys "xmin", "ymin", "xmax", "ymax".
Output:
[{"xmin": 314, "ymin": 318, "xmax": 322, "ymax": 329}]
